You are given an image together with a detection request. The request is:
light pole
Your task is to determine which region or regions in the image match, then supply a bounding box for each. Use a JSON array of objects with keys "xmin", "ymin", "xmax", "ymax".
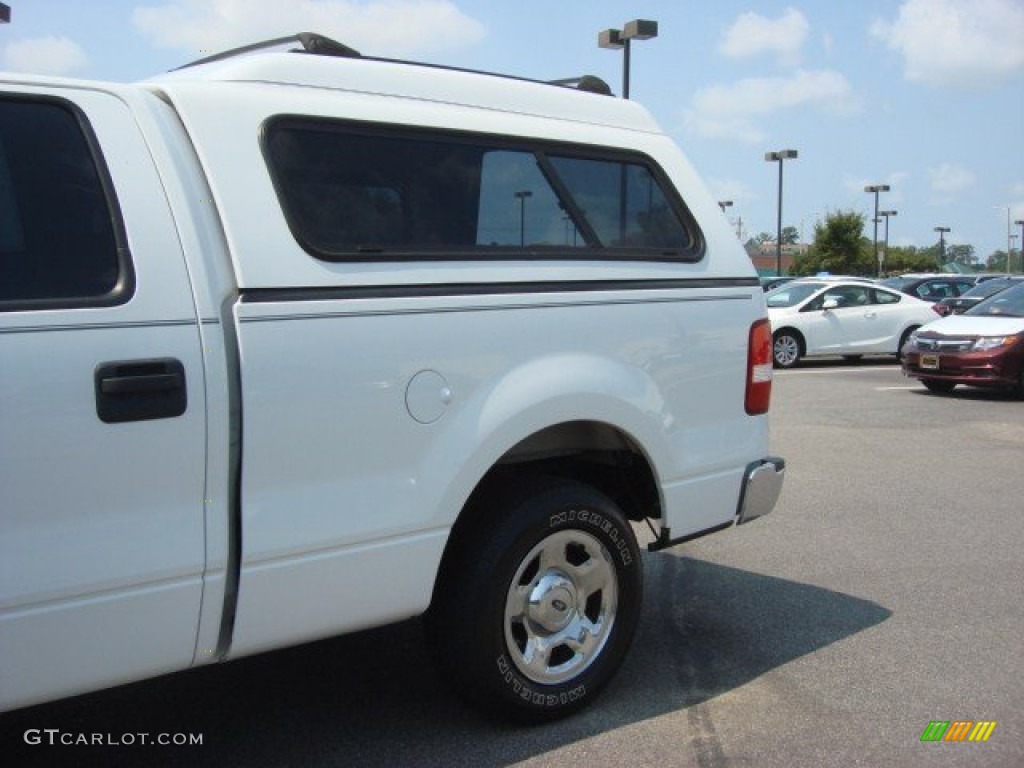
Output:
[
  {"xmin": 765, "ymin": 150, "xmax": 798, "ymax": 276},
  {"xmin": 864, "ymin": 184, "xmax": 890, "ymax": 276},
  {"xmin": 718, "ymin": 200, "xmax": 733, "ymax": 213},
  {"xmin": 879, "ymin": 210, "xmax": 897, "ymax": 275},
  {"xmin": 934, "ymin": 226, "xmax": 950, "ymax": 266},
  {"xmin": 514, "ymin": 190, "xmax": 532, "ymax": 247},
  {"xmin": 598, "ymin": 19, "xmax": 658, "ymax": 99},
  {"xmin": 1016, "ymin": 219, "xmax": 1024, "ymax": 273}
]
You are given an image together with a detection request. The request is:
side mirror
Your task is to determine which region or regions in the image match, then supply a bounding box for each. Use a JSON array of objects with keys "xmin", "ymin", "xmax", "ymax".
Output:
[{"xmin": 822, "ymin": 298, "xmax": 839, "ymax": 311}]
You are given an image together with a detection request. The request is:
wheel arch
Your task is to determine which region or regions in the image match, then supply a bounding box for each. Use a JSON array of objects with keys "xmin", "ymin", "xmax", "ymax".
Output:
[{"xmin": 773, "ymin": 326, "xmax": 806, "ymax": 351}]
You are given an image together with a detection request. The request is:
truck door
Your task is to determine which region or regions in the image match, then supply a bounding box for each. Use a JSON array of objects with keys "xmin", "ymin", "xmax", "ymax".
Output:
[{"xmin": 0, "ymin": 89, "xmax": 206, "ymax": 710}]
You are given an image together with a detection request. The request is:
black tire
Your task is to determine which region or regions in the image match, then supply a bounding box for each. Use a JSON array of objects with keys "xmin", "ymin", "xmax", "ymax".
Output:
[
  {"xmin": 773, "ymin": 330, "xmax": 802, "ymax": 368},
  {"xmin": 922, "ymin": 379, "xmax": 956, "ymax": 394},
  {"xmin": 425, "ymin": 477, "xmax": 643, "ymax": 722}
]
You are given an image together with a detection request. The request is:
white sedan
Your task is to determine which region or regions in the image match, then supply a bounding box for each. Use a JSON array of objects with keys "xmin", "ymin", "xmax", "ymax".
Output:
[{"xmin": 765, "ymin": 279, "xmax": 940, "ymax": 368}]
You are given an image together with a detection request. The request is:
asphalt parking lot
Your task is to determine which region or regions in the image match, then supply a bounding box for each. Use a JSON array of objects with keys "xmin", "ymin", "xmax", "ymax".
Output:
[{"xmin": 2, "ymin": 357, "xmax": 1021, "ymax": 768}]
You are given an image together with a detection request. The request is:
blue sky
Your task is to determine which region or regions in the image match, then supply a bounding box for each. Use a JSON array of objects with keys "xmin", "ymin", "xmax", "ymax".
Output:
[{"xmin": 3, "ymin": 0, "xmax": 1023, "ymax": 262}]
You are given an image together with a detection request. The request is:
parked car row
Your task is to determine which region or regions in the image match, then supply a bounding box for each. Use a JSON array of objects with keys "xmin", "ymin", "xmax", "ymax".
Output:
[
  {"xmin": 763, "ymin": 274, "xmax": 1024, "ymax": 398},
  {"xmin": 933, "ymin": 276, "xmax": 1024, "ymax": 316},
  {"xmin": 878, "ymin": 273, "xmax": 979, "ymax": 302}
]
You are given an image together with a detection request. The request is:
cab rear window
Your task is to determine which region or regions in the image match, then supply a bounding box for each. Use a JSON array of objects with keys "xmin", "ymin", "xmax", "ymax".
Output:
[
  {"xmin": 262, "ymin": 118, "xmax": 700, "ymax": 262},
  {"xmin": 0, "ymin": 97, "xmax": 130, "ymax": 310}
]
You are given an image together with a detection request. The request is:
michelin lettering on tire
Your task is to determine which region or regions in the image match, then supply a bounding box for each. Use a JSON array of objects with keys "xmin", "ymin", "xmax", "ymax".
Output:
[
  {"xmin": 549, "ymin": 508, "xmax": 633, "ymax": 566},
  {"xmin": 496, "ymin": 654, "xmax": 587, "ymax": 706}
]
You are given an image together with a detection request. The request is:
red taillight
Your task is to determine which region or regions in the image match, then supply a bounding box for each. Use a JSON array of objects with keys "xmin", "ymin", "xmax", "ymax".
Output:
[{"xmin": 746, "ymin": 318, "xmax": 773, "ymax": 415}]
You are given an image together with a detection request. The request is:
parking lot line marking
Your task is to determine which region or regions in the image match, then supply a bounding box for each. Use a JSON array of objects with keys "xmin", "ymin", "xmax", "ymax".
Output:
[{"xmin": 776, "ymin": 367, "xmax": 898, "ymax": 375}]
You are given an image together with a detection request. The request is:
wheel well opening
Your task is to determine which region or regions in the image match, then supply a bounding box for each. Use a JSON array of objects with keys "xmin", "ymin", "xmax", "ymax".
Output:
[{"xmin": 477, "ymin": 421, "xmax": 660, "ymax": 524}]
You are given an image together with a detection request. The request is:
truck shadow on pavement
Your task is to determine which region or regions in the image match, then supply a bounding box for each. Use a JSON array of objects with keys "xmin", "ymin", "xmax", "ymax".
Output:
[{"xmin": 0, "ymin": 556, "xmax": 890, "ymax": 768}]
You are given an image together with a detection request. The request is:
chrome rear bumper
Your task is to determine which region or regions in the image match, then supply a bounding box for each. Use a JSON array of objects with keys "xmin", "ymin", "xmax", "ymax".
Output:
[{"xmin": 736, "ymin": 457, "xmax": 785, "ymax": 525}]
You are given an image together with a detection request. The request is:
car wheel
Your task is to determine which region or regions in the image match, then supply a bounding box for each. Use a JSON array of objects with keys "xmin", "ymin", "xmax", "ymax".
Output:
[
  {"xmin": 773, "ymin": 331, "xmax": 802, "ymax": 368},
  {"xmin": 922, "ymin": 379, "xmax": 956, "ymax": 394},
  {"xmin": 897, "ymin": 327, "xmax": 918, "ymax": 361},
  {"xmin": 425, "ymin": 477, "xmax": 642, "ymax": 723}
]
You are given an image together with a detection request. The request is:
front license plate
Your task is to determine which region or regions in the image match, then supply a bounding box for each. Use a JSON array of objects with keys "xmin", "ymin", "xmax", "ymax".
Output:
[{"xmin": 920, "ymin": 354, "xmax": 940, "ymax": 370}]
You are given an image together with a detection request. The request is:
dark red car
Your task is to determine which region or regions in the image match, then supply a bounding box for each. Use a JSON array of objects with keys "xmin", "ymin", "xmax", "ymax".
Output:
[{"xmin": 901, "ymin": 282, "xmax": 1024, "ymax": 396}]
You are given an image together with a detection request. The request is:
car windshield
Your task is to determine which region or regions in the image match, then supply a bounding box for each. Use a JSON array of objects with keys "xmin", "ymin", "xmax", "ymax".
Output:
[
  {"xmin": 965, "ymin": 282, "xmax": 1024, "ymax": 317},
  {"xmin": 765, "ymin": 281, "xmax": 823, "ymax": 308}
]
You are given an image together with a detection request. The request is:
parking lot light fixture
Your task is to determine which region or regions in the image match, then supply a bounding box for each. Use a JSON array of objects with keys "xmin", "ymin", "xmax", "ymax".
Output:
[
  {"xmin": 598, "ymin": 19, "xmax": 658, "ymax": 99},
  {"xmin": 864, "ymin": 184, "xmax": 890, "ymax": 276},
  {"xmin": 1016, "ymin": 220, "xmax": 1024, "ymax": 273},
  {"xmin": 765, "ymin": 150, "xmax": 798, "ymax": 276},
  {"xmin": 0, "ymin": 3, "xmax": 10, "ymax": 23},
  {"xmin": 879, "ymin": 210, "xmax": 897, "ymax": 274},
  {"xmin": 718, "ymin": 200, "xmax": 733, "ymax": 212},
  {"xmin": 934, "ymin": 226, "xmax": 950, "ymax": 265}
]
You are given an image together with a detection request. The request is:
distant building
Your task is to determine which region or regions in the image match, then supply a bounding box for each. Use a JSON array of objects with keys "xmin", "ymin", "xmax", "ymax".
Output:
[{"xmin": 745, "ymin": 241, "xmax": 807, "ymax": 276}]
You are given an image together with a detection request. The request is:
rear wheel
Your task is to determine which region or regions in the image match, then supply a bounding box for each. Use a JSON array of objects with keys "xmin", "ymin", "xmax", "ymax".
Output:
[
  {"xmin": 922, "ymin": 379, "xmax": 956, "ymax": 394},
  {"xmin": 425, "ymin": 477, "xmax": 642, "ymax": 722},
  {"xmin": 773, "ymin": 331, "xmax": 802, "ymax": 368}
]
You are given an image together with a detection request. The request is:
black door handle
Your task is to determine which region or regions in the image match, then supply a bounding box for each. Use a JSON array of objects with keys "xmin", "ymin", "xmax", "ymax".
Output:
[
  {"xmin": 95, "ymin": 358, "xmax": 187, "ymax": 423},
  {"xmin": 100, "ymin": 372, "xmax": 184, "ymax": 396}
]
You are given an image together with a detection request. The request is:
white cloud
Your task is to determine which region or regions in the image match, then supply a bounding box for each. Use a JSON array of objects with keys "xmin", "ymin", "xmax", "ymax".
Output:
[
  {"xmin": 871, "ymin": 0, "xmax": 1024, "ymax": 87},
  {"xmin": 2, "ymin": 36, "xmax": 89, "ymax": 76},
  {"xmin": 685, "ymin": 69, "xmax": 858, "ymax": 144},
  {"xmin": 132, "ymin": 0, "xmax": 486, "ymax": 58},
  {"xmin": 719, "ymin": 8, "xmax": 809, "ymax": 66},
  {"xmin": 928, "ymin": 162, "xmax": 976, "ymax": 202}
]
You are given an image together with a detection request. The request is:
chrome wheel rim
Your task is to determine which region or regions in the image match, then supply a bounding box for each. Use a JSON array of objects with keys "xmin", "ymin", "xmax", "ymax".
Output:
[
  {"xmin": 774, "ymin": 335, "xmax": 799, "ymax": 366},
  {"xmin": 503, "ymin": 529, "xmax": 618, "ymax": 685}
]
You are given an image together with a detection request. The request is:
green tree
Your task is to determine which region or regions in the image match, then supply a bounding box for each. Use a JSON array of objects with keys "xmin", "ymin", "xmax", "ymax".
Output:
[
  {"xmin": 987, "ymin": 250, "xmax": 1010, "ymax": 272},
  {"xmin": 883, "ymin": 245, "xmax": 939, "ymax": 274},
  {"xmin": 946, "ymin": 243, "xmax": 978, "ymax": 267},
  {"xmin": 792, "ymin": 210, "xmax": 872, "ymax": 275},
  {"xmin": 781, "ymin": 225, "xmax": 799, "ymax": 245}
]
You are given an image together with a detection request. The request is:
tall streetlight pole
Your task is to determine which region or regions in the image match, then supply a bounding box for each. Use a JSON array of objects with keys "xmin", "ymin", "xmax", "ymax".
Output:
[
  {"xmin": 934, "ymin": 226, "xmax": 950, "ymax": 266},
  {"xmin": 765, "ymin": 150, "xmax": 798, "ymax": 276},
  {"xmin": 598, "ymin": 19, "xmax": 658, "ymax": 99},
  {"xmin": 864, "ymin": 184, "xmax": 890, "ymax": 276},
  {"xmin": 1016, "ymin": 219, "xmax": 1024, "ymax": 273},
  {"xmin": 879, "ymin": 209, "xmax": 897, "ymax": 274}
]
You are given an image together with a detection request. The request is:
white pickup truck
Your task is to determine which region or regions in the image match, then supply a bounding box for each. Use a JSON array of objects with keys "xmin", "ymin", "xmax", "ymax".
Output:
[{"xmin": 0, "ymin": 34, "xmax": 783, "ymax": 722}]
